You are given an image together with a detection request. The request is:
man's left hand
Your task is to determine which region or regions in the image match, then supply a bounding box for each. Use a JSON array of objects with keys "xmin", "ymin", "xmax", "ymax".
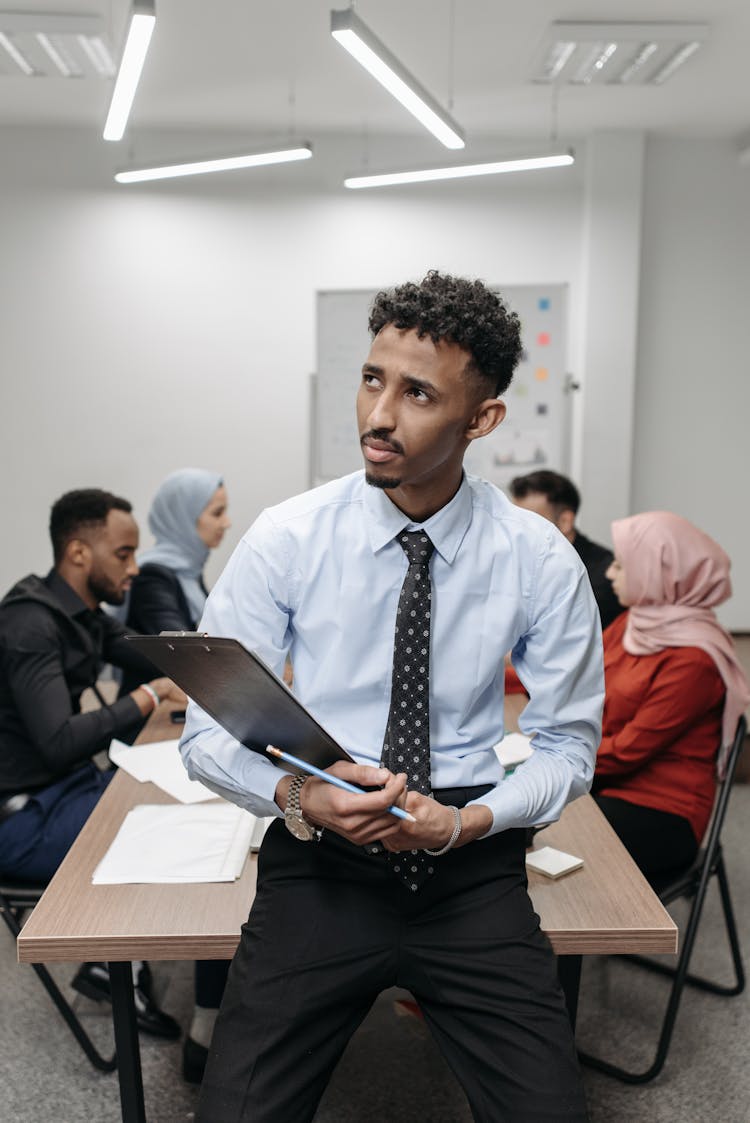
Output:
[{"xmin": 381, "ymin": 790, "xmax": 493, "ymax": 852}]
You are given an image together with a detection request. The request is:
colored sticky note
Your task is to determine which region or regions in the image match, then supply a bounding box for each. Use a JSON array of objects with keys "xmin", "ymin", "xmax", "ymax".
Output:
[
  {"xmin": 535, "ymin": 368, "xmax": 548, "ymax": 382},
  {"xmin": 538, "ymin": 297, "xmax": 550, "ymax": 310},
  {"xmin": 537, "ymin": 332, "xmax": 550, "ymax": 346}
]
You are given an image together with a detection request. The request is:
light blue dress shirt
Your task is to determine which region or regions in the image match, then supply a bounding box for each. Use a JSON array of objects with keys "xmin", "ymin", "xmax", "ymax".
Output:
[{"xmin": 180, "ymin": 471, "xmax": 604, "ymax": 836}]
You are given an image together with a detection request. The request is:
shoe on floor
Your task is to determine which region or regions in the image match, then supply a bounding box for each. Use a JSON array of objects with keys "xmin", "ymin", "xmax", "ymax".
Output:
[
  {"xmin": 71, "ymin": 961, "xmax": 181, "ymax": 1040},
  {"xmin": 182, "ymin": 1035, "xmax": 209, "ymax": 1084}
]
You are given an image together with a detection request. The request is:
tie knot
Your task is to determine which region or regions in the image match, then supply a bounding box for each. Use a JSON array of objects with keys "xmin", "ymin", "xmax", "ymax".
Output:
[{"xmin": 397, "ymin": 530, "xmax": 434, "ymax": 567}]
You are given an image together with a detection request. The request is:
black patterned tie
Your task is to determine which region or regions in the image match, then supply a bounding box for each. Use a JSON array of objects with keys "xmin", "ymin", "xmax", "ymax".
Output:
[{"xmin": 381, "ymin": 530, "xmax": 434, "ymax": 891}]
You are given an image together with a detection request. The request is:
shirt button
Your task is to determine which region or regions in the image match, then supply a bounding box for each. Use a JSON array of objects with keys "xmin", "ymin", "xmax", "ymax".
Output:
[{"xmin": 369, "ymin": 845, "xmax": 381, "ymax": 854}]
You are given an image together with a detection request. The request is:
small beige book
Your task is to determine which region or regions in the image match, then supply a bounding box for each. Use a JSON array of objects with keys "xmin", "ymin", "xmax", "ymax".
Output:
[{"xmin": 525, "ymin": 845, "xmax": 584, "ymax": 879}]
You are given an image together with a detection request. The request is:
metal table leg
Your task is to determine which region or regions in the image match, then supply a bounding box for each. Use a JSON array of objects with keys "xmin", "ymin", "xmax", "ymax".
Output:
[
  {"xmin": 557, "ymin": 954, "xmax": 582, "ymax": 1029},
  {"xmin": 108, "ymin": 961, "xmax": 146, "ymax": 1123}
]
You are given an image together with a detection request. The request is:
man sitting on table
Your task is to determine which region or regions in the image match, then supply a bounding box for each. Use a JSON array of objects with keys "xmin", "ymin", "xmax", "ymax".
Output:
[
  {"xmin": 0, "ymin": 488, "xmax": 185, "ymax": 1037},
  {"xmin": 181, "ymin": 271, "xmax": 604, "ymax": 1123}
]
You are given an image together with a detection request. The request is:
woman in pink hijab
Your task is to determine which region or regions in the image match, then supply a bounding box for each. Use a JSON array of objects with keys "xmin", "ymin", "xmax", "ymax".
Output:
[{"xmin": 593, "ymin": 511, "xmax": 749, "ymax": 886}]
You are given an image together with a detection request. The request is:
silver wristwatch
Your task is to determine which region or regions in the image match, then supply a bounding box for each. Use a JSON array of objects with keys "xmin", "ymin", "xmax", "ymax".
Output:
[{"xmin": 284, "ymin": 774, "xmax": 322, "ymax": 842}]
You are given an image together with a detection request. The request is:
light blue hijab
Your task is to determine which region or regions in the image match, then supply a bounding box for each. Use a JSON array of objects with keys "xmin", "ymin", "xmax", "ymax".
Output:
[{"xmin": 138, "ymin": 468, "xmax": 223, "ymax": 626}]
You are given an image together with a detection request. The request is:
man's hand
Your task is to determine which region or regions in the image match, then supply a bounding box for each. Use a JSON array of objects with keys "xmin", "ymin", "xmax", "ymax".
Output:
[
  {"xmin": 276, "ymin": 763, "xmax": 408, "ymax": 846},
  {"xmin": 131, "ymin": 677, "xmax": 187, "ymax": 716},
  {"xmin": 380, "ymin": 791, "xmax": 493, "ymax": 853},
  {"xmin": 275, "ymin": 764, "xmax": 493, "ymax": 850},
  {"xmin": 152, "ymin": 677, "xmax": 187, "ymax": 706}
]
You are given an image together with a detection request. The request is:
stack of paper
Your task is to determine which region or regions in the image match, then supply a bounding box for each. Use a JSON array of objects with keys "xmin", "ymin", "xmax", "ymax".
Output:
[
  {"xmin": 92, "ymin": 803, "xmax": 273, "ymax": 885},
  {"xmin": 109, "ymin": 737, "xmax": 217, "ymax": 803},
  {"xmin": 494, "ymin": 732, "xmax": 534, "ymax": 771}
]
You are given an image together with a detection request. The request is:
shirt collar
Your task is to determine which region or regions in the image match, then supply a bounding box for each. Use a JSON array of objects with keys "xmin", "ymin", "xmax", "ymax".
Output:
[
  {"xmin": 363, "ymin": 473, "xmax": 473, "ymax": 565},
  {"xmin": 45, "ymin": 568, "xmax": 95, "ymax": 620}
]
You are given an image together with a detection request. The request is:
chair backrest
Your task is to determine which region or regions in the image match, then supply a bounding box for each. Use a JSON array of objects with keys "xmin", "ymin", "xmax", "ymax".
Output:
[{"xmin": 703, "ymin": 714, "xmax": 747, "ymax": 859}]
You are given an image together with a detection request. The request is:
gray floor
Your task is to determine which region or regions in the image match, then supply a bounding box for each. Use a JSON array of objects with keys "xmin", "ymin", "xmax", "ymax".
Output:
[{"xmin": 2, "ymin": 785, "xmax": 749, "ymax": 1123}]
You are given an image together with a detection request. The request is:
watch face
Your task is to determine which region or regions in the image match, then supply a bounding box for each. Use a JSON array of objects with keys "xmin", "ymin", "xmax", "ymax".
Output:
[{"xmin": 285, "ymin": 813, "xmax": 316, "ymax": 841}]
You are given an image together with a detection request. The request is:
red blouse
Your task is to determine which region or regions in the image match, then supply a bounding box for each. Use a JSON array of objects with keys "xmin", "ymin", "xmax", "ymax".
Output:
[{"xmin": 595, "ymin": 612, "xmax": 725, "ymax": 842}]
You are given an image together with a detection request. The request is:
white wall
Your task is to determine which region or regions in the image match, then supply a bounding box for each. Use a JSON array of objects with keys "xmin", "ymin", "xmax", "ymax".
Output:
[
  {"xmin": 635, "ymin": 138, "xmax": 750, "ymax": 628},
  {"xmin": 0, "ymin": 127, "xmax": 586, "ymax": 590},
  {"xmin": 0, "ymin": 127, "xmax": 747, "ymax": 627}
]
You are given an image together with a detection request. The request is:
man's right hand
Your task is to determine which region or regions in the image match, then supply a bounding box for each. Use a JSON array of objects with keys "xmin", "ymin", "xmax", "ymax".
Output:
[
  {"xmin": 131, "ymin": 677, "xmax": 187, "ymax": 716},
  {"xmin": 276, "ymin": 763, "xmax": 408, "ymax": 847}
]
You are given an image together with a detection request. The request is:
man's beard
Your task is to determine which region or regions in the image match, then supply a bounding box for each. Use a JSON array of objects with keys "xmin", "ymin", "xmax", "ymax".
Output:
[
  {"xmin": 88, "ymin": 574, "xmax": 125, "ymax": 606},
  {"xmin": 365, "ymin": 472, "xmax": 401, "ymax": 490}
]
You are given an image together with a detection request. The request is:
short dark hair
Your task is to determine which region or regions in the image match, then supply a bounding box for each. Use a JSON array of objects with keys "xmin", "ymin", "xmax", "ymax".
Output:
[
  {"xmin": 368, "ymin": 270, "xmax": 523, "ymax": 396},
  {"xmin": 50, "ymin": 489, "xmax": 132, "ymax": 564},
  {"xmin": 509, "ymin": 470, "xmax": 580, "ymax": 516}
]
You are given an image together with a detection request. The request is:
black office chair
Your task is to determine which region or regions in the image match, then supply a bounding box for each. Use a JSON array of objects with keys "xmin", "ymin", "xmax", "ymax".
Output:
[
  {"xmin": 0, "ymin": 878, "xmax": 116, "ymax": 1072},
  {"xmin": 578, "ymin": 714, "xmax": 747, "ymax": 1084}
]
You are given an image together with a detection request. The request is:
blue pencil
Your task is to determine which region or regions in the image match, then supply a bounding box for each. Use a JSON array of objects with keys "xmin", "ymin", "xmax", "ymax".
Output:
[{"xmin": 266, "ymin": 746, "xmax": 417, "ymax": 823}]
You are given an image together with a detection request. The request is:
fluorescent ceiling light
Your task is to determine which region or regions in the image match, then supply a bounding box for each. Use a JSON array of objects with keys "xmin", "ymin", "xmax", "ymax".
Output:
[
  {"xmin": 103, "ymin": 0, "xmax": 156, "ymax": 142},
  {"xmin": 650, "ymin": 41, "xmax": 701, "ymax": 85},
  {"xmin": 115, "ymin": 144, "xmax": 313, "ymax": 184},
  {"xmin": 540, "ymin": 40, "xmax": 575, "ymax": 83},
  {"xmin": 330, "ymin": 8, "xmax": 464, "ymax": 149},
  {"xmin": 344, "ymin": 153, "xmax": 574, "ymax": 190},
  {"xmin": 531, "ymin": 21, "xmax": 707, "ymax": 86},
  {"xmin": 77, "ymin": 34, "xmax": 115, "ymax": 78},
  {"xmin": 572, "ymin": 42, "xmax": 618, "ymax": 85},
  {"xmin": 0, "ymin": 29, "xmax": 34, "ymax": 74},
  {"xmin": 36, "ymin": 32, "xmax": 82, "ymax": 78},
  {"xmin": 0, "ymin": 11, "xmax": 113, "ymax": 77},
  {"xmin": 617, "ymin": 42, "xmax": 658, "ymax": 85}
]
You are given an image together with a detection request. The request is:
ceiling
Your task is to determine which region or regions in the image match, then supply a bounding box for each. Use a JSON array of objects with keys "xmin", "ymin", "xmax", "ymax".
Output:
[{"xmin": 1, "ymin": 0, "xmax": 748, "ymax": 157}]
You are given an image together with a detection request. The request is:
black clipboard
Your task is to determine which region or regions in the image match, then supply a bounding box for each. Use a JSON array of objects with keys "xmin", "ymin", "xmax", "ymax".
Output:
[{"xmin": 125, "ymin": 633, "xmax": 353, "ymax": 770}]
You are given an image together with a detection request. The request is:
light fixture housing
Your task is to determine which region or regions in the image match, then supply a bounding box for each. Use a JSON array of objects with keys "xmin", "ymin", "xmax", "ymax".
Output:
[
  {"xmin": 344, "ymin": 152, "xmax": 574, "ymax": 190},
  {"xmin": 531, "ymin": 21, "xmax": 708, "ymax": 86},
  {"xmin": 0, "ymin": 11, "xmax": 115, "ymax": 77},
  {"xmin": 115, "ymin": 143, "xmax": 313, "ymax": 184},
  {"xmin": 330, "ymin": 7, "xmax": 464, "ymax": 149},
  {"xmin": 103, "ymin": 0, "xmax": 156, "ymax": 142}
]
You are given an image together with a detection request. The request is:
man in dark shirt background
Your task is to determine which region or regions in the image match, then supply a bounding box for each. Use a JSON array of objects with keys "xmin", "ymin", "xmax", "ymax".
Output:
[
  {"xmin": 509, "ymin": 469, "xmax": 624, "ymax": 630},
  {"xmin": 0, "ymin": 488, "xmax": 185, "ymax": 1036}
]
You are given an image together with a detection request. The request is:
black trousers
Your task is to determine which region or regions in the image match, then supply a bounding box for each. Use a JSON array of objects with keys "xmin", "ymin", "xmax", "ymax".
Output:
[
  {"xmin": 593, "ymin": 794, "xmax": 698, "ymax": 888},
  {"xmin": 198, "ymin": 789, "xmax": 588, "ymax": 1123}
]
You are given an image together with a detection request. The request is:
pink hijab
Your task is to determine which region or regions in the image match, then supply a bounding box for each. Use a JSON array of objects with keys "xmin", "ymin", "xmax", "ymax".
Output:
[{"xmin": 611, "ymin": 511, "xmax": 749, "ymax": 775}]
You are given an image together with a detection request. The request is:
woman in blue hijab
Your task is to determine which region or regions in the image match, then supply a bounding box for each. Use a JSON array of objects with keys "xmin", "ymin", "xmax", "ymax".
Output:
[
  {"xmin": 125, "ymin": 468, "xmax": 231, "ymax": 1081},
  {"xmin": 126, "ymin": 467, "xmax": 230, "ymax": 636}
]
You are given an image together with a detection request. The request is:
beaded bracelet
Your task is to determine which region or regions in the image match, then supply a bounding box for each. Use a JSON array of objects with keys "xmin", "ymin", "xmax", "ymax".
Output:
[
  {"xmin": 140, "ymin": 683, "xmax": 160, "ymax": 711},
  {"xmin": 424, "ymin": 805, "xmax": 462, "ymax": 857}
]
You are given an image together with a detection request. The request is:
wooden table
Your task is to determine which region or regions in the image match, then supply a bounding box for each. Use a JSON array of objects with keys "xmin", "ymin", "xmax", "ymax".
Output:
[{"xmin": 18, "ymin": 705, "xmax": 677, "ymax": 1121}]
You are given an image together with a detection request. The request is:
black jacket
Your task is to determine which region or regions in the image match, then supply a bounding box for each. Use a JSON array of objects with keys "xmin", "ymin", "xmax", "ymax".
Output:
[
  {"xmin": 0, "ymin": 571, "xmax": 156, "ymax": 796},
  {"xmin": 119, "ymin": 563, "xmax": 202, "ymax": 694}
]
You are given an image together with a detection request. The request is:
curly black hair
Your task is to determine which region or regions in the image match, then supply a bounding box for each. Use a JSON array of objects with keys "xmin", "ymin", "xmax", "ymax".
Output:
[{"xmin": 368, "ymin": 270, "xmax": 523, "ymax": 396}]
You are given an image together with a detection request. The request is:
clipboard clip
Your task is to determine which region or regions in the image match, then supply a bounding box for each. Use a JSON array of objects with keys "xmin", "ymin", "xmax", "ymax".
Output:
[{"xmin": 158, "ymin": 631, "xmax": 211, "ymax": 651}]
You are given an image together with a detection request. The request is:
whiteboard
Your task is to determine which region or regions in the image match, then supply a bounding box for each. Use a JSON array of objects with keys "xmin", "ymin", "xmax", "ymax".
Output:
[{"xmin": 313, "ymin": 285, "xmax": 571, "ymax": 491}]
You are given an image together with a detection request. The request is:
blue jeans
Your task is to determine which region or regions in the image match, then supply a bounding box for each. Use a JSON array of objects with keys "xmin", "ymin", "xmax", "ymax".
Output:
[{"xmin": 0, "ymin": 763, "xmax": 114, "ymax": 881}]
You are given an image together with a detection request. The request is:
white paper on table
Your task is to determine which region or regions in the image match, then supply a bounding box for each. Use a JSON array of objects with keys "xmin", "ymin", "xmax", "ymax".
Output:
[
  {"xmin": 91, "ymin": 803, "xmax": 272, "ymax": 884},
  {"xmin": 493, "ymin": 732, "xmax": 534, "ymax": 770},
  {"xmin": 109, "ymin": 738, "xmax": 217, "ymax": 803}
]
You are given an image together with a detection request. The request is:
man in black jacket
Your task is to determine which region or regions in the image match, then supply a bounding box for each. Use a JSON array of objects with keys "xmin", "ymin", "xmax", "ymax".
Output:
[
  {"xmin": 509, "ymin": 469, "xmax": 624, "ymax": 630},
  {"xmin": 0, "ymin": 488, "xmax": 185, "ymax": 1036}
]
